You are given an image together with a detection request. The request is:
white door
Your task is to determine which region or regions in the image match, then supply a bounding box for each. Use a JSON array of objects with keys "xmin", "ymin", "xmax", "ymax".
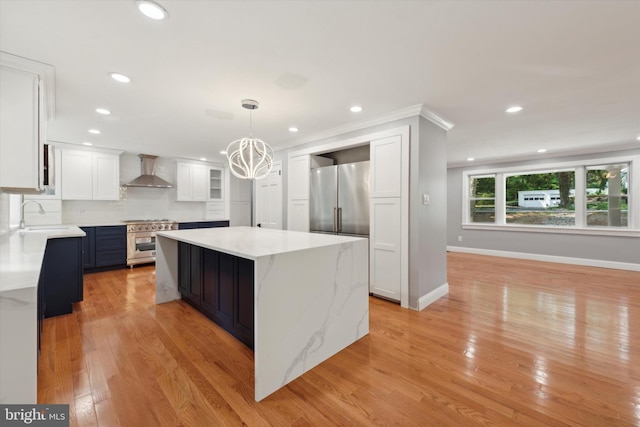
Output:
[
  {"xmin": 256, "ymin": 161, "xmax": 282, "ymax": 229},
  {"xmin": 369, "ymin": 197, "xmax": 401, "ymax": 301}
]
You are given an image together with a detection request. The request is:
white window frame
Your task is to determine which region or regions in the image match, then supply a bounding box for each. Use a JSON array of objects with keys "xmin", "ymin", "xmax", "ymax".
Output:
[{"xmin": 462, "ymin": 155, "xmax": 640, "ymax": 237}]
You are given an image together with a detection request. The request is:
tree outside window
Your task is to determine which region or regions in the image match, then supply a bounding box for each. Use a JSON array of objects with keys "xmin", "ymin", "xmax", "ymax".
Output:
[
  {"xmin": 586, "ymin": 164, "xmax": 628, "ymax": 227},
  {"xmin": 469, "ymin": 175, "xmax": 495, "ymax": 223}
]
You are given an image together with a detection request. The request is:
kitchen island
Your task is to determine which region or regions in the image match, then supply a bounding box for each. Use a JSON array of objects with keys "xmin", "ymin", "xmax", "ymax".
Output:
[{"xmin": 155, "ymin": 226, "xmax": 369, "ymax": 401}]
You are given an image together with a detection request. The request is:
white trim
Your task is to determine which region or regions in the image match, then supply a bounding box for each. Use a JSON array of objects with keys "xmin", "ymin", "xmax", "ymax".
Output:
[
  {"xmin": 50, "ymin": 141, "xmax": 123, "ymax": 155},
  {"xmin": 417, "ymin": 283, "xmax": 449, "ymax": 311},
  {"xmin": 447, "ymin": 246, "xmax": 640, "ymax": 272},
  {"xmin": 462, "ymin": 223, "xmax": 640, "ymax": 237},
  {"xmin": 279, "ymin": 104, "xmax": 452, "ymax": 152},
  {"xmin": 419, "ymin": 105, "xmax": 455, "ymax": 131}
]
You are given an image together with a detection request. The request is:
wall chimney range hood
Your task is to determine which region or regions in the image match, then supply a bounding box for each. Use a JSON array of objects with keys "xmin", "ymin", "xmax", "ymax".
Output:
[{"xmin": 123, "ymin": 154, "xmax": 173, "ymax": 188}]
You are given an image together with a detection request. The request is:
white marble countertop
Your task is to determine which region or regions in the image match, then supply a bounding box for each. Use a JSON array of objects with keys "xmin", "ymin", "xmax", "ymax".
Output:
[
  {"xmin": 157, "ymin": 226, "xmax": 367, "ymax": 260},
  {"xmin": 0, "ymin": 226, "xmax": 85, "ymax": 293}
]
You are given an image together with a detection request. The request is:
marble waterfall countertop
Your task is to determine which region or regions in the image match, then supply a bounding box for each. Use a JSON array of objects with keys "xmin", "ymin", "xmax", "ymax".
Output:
[
  {"xmin": 155, "ymin": 226, "xmax": 365, "ymax": 260},
  {"xmin": 155, "ymin": 226, "xmax": 370, "ymax": 401},
  {"xmin": 0, "ymin": 225, "xmax": 85, "ymax": 404}
]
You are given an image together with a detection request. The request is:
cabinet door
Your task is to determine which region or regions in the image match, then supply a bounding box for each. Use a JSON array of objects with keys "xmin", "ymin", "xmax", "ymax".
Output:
[
  {"xmin": 80, "ymin": 227, "xmax": 96, "ymax": 269},
  {"xmin": 41, "ymin": 237, "xmax": 82, "ymax": 318},
  {"xmin": 93, "ymin": 152, "xmax": 120, "ymax": 200},
  {"xmin": 176, "ymin": 162, "xmax": 193, "ymax": 201},
  {"xmin": 213, "ymin": 252, "xmax": 235, "ymax": 331},
  {"xmin": 0, "ymin": 66, "xmax": 42, "ymax": 192},
  {"xmin": 369, "ymin": 197, "xmax": 401, "ymax": 301},
  {"xmin": 370, "ymin": 135, "xmax": 402, "ymax": 198},
  {"xmin": 192, "ymin": 164, "xmax": 207, "ymax": 201},
  {"xmin": 178, "ymin": 242, "xmax": 190, "ymax": 295},
  {"xmin": 201, "ymin": 249, "xmax": 219, "ymax": 317},
  {"xmin": 288, "ymin": 200, "xmax": 309, "ymax": 232},
  {"xmin": 288, "ymin": 154, "xmax": 310, "ymax": 200},
  {"xmin": 61, "ymin": 149, "xmax": 93, "ymax": 200},
  {"xmin": 208, "ymin": 167, "xmax": 223, "ymax": 201},
  {"xmin": 234, "ymin": 257, "xmax": 254, "ymax": 347}
]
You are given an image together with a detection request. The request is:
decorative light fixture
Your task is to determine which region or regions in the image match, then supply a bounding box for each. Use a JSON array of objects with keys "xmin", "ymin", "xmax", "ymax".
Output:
[{"xmin": 226, "ymin": 99, "xmax": 274, "ymax": 180}]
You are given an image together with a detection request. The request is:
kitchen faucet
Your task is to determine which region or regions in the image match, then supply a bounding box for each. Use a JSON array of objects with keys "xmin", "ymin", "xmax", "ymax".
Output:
[{"xmin": 19, "ymin": 196, "xmax": 46, "ymax": 229}]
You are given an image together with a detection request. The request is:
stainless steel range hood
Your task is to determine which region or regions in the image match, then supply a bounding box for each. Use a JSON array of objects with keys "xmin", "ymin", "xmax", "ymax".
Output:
[{"xmin": 123, "ymin": 154, "xmax": 173, "ymax": 188}]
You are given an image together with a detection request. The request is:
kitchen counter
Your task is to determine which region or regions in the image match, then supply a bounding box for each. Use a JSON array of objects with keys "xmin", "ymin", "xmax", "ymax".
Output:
[
  {"xmin": 0, "ymin": 225, "xmax": 85, "ymax": 403},
  {"xmin": 155, "ymin": 226, "xmax": 369, "ymax": 401}
]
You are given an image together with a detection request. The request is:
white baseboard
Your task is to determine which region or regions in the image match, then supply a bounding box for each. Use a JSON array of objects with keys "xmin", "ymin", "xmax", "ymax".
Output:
[
  {"xmin": 447, "ymin": 246, "xmax": 640, "ymax": 272},
  {"xmin": 417, "ymin": 283, "xmax": 449, "ymax": 311}
]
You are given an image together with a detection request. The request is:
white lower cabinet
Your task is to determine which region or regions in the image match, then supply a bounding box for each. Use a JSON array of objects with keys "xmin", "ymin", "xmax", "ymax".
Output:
[
  {"xmin": 369, "ymin": 197, "xmax": 401, "ymax": 301},
  {"xmin": 288, "ymin": 200, "xmax": 309, "ymax": 232},
  {"xmin": 61, "ymin": 148, "xmax": 120, "ymax": 200}
]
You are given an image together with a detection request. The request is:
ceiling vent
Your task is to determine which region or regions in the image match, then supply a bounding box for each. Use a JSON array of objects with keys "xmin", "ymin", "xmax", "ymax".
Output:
[{"xmin": 123, "ymin": 154, "xmax": 173, "ymax": 188}]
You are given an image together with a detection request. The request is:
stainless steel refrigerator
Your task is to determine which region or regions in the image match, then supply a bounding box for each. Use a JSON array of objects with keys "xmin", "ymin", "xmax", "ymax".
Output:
[{"xmin": 310, "ymin": 161, "xmax": 370, "ymax": 236}]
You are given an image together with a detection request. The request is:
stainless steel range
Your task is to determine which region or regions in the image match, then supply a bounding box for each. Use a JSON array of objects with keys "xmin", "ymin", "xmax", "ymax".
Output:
[{"xmin": 124, "ymin": 219, "xmax": 178, "ymax": 267}]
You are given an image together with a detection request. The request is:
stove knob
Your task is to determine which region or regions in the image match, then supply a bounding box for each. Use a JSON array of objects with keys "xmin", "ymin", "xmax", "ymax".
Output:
[{"xmin": 152, "ymin": 225, "xmax": 157, "ymax": 230}]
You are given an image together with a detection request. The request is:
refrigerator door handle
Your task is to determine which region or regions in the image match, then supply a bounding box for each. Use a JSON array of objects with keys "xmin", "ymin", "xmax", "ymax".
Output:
[
  {"xmin": 338, "ymin": 207, "xmax": 342, "ymax": 233},
  {"xmin": 333, "ymin": 207, "xmax": 337, "ymax": 233}
]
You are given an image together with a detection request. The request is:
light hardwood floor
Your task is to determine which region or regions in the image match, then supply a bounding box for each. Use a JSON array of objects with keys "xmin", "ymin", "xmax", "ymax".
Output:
[{"xmin": 37, "ymin": 253, "xmax": 640, "ymax": 426}]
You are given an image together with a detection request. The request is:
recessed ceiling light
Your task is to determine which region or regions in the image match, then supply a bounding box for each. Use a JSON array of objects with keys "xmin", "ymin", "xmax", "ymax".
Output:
[
  {"xmin": 82, "ymin": 142, "xmax": 93, "ymax": 146},
  {"xmin": 467, "ymin": 157, "xmax": 474, "ymax": 161},
  {"xmin": 289, "ymin": 127, "xmax": 299, "ymax": 132},
  {"xmin": 537, "ymin": 148, "xmax": 547, "ymax": 153},
  {"xmin": 88, "ymin": 129, "xmax": 101, "ymax": 134},
  {"xmin": 636, "ymin": 135, "xmax": 640, "ymax": 141},
  {"xmin": 109, "ymin": 72, "xmax": 131, "ymax": 83},
  {"xmin": 199, "ymin": 157, "xmax": 207, "ymax": 161},
  {"xmin": 96, "ymin": 108, "xmax": 111, "ymax": 115},
  {"xmin": 136, "ymin": 0, "xmax": 168, "ymax": 20},
  {"xmin": 505, "ymin": 106, "xmax": 523, "ymax": 114},
  {"xmin": 220, "ymin": 150, "xmax": 227, "ymax": 155},
  {"xmin": 350, "ymin": 106, "xmax": 363, "ymax": 113}
]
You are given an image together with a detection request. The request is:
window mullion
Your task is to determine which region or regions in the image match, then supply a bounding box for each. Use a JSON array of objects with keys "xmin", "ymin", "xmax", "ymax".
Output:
[{"xmin": 495, "ymin": 172, "xmax": 506, "ymax": 225}]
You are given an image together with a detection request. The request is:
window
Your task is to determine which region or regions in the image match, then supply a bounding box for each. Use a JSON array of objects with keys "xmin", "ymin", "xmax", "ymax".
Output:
[
  {"xmin": 586, "ymin": 163, "xmax": 629, "ymax": 227},
  {"xmin": 505, "ymin": 170, "xmax": 575, "ymax": 226},
  {"xmin": 469, "ymin": 175, "xmax": 495, "ymax": 223},
  {"xmin": 462, "ymin": 155, "xmax": 638, "ymax": 235}
]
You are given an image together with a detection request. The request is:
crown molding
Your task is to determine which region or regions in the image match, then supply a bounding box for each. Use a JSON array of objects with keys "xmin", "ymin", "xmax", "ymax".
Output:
[{"xmin": 279, "ymin": 103, "xmax": 453, "ymax": 152}]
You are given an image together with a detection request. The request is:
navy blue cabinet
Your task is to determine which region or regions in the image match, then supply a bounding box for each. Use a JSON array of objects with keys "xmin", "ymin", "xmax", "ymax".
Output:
[
  {"xmin": 178, "ymin": 220, "xmax": 229, "ymax": 230},
  {"xmin": 178, "ymin": 243, "xmax": 254, "ymax": 349},
  {"xmin": 40, "ymin": 237, "xmax": 83, "ymax": 318},
  {"xmin": 80, "ymin": 227, "xmax": 95, "ymax": 268},
  {"xmin": 80, "ymin": 225, "xmax": 126, "ymax": 270}
]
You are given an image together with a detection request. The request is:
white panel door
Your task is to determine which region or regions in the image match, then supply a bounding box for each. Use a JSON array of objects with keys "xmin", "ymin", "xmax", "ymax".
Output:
[
  {"xmin": 61, "ymin": 149, "xmax": 93, "ymax": 200},
  {"xmin": 370, "ymin": 135, "xmax": 402, "ymax": 198},
  {"xmin": 369, "ymin": 197, "xmax": 401, "ymax": 301},
  {"xmin": 288, "ymin": 200, "xmax": 309, "ymax": 232},
  {"xmin": 92, "ymin": 152, "xmax": 119, "ymax": 200},
  {"xmin": 192, "ymin": 164, "xmax": 207, "ymax": 201},
  {"xmin": 256, "ymin": 161, "xmax": 282, "ymax": 229}
]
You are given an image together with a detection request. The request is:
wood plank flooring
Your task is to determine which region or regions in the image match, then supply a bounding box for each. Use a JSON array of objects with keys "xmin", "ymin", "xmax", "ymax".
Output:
[{"xmin": 37, "ymin": 253, "xmax": 640, "ymax": 426}]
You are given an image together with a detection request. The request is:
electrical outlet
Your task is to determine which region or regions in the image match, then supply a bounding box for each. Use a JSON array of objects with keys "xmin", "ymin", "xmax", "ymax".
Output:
[
  {"xmin": 422, "ymin": 194, "xmax": 430, "ymax": 205},
  {"xmin": 457, "ymin": 235, "xmax": 462, "ymax": 242}
]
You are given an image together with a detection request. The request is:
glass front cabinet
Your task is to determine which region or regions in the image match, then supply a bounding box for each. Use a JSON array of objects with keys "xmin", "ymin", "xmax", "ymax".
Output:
[{"xmin": 208, "ymin": 167, "xmax": 223, "ymax": 201}]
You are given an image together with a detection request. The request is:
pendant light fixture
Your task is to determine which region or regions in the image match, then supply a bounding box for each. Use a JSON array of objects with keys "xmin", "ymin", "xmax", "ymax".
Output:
[{"xmin": 226, "ymin": 99, "xmax": 274, "ymax": 180}]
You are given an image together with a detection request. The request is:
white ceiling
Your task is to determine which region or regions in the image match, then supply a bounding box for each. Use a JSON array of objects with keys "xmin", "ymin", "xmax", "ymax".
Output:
[{"xmin": 1, "ymin": 0, "xmax": 639, "ymax": 166}]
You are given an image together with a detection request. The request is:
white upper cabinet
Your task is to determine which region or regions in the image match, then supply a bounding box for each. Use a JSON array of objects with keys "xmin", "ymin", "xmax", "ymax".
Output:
[
  {"xmin": 0, "ymin": 61, "xmax": 50, "ymax": 193},
  {"xmin": 176, "ymin": 161, "xmax": 206, "ymax": 201},
  {"xmin": 60, "ymin": 147, "xmax": 121, "ymax": 200},
  {"xmin": 370, "ymin": 136, "xmax": 402, "ymax": 198},
  {"xmin": 207, "ymin": 167, "xmax": 224, "ymax": 201},
  {"xmin": 288, "ymin": 154, "xmax": 310, "ymax": 200}
]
